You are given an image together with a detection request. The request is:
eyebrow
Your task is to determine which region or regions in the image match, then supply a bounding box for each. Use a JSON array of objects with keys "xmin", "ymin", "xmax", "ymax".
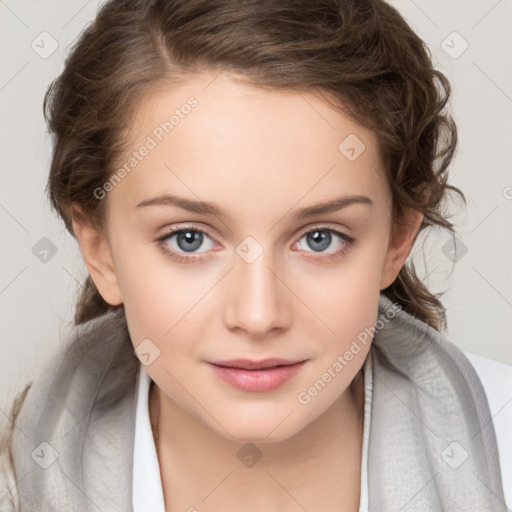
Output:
[{"xmin": 135, "ymin": 193, "xmax": 373, "ymax": 219}]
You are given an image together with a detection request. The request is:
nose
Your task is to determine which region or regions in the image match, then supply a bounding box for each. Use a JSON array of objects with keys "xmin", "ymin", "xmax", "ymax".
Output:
[{"xmin": 222, "ymin": 246, "xmax": 292, "ymax": 339}]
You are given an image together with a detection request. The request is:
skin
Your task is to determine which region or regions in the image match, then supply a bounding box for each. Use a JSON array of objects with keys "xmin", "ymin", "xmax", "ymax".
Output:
[{"xmin": 71, "ymin": 70, "xmax": 423, "ymax": 511}]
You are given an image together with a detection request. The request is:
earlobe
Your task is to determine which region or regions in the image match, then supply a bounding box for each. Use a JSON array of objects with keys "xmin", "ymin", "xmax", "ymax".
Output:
[
  {"xmin": 70, "ymin": 205, "xmax": 123, "ymax": 306},
  {"xmin": 380, "ymin": 208, "xmax": 424, "ymax": 290}
]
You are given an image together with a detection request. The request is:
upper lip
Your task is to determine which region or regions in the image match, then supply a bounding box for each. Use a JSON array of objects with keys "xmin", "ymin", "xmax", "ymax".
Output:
[{"xmin": 209, "ymin": 358, "xmax": 305, "ymax": 370}]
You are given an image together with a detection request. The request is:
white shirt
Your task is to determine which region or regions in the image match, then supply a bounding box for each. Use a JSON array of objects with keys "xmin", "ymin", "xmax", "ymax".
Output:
[{"xmin": 132, "ymin": 351, "xmax": 512, "ymax": 512}]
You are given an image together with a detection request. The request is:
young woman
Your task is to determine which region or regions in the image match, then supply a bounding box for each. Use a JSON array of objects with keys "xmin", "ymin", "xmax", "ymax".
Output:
[{"xmin": 1, "ymin": 0, "xmax": 510, "ymax": 511}]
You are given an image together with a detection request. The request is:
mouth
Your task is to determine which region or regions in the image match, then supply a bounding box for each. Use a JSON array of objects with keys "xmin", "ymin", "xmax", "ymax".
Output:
[
  {"xmin": 208, "ymin": 358, "xmax": 307, "ymax": 392},
  {"xmin": 210, "ymin": 358, "xmax": 305, "ymax": 370}
]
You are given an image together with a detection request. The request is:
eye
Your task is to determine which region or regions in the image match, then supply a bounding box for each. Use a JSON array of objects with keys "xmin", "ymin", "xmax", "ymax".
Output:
[
  {"xmin": 156, "ymin": 225, "xmax": 217, "ymax": 263},
  {"xmin": 155, "ymin": 224, "xmax": 355, "ymax": 264},
  {"xmin": 293, "ymin": 226, "xmax": 354, "ymax": 261}
]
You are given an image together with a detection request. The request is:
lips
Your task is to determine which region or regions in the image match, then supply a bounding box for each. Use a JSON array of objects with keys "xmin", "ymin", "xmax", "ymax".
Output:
[
  {"xmin": 210, "ymin": 358, "xmax": 303, "ymax": 370},
  {"xmin": 208, "ymin": 358, "xmax": 307, "ymax": 392}
]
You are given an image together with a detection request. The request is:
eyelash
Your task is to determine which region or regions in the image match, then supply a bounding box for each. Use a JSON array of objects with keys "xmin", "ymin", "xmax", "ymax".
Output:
[{"xmin": 155, "ymin": 224, "xmax": 355, "ymax": 264}]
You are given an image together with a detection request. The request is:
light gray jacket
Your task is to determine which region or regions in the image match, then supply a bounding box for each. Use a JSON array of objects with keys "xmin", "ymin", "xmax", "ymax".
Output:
[{"xmin": 0, "ymin": 294, "xmax": 507, "ymax": 511}]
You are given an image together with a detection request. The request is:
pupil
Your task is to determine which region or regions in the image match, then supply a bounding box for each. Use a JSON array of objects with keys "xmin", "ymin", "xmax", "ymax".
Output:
[
  {"xmin": 308, "ymin": 230, "xmax": 330, "ymax": 252},
  {"xmin": 178, "ymin": 231, "xmax": 202, "ymax": 252}
]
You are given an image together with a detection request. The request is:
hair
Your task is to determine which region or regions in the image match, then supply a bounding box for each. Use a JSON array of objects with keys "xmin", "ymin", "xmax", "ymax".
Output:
[{"xmin": 44, "ymin": 0, "xmax": 465, "ymax": 331}]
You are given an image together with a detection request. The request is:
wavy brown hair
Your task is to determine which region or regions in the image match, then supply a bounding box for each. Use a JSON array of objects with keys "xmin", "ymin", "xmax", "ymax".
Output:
[{"xmin": 44, "ymin": 0, "xmax": 465, "ymax": 330}]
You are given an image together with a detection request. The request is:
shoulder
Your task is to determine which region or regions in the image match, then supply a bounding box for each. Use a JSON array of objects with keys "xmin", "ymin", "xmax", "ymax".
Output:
[
  {"xmin": 0, "ymin": 437, "xmax": 18, "ymax": 512},
  {"xmin": 0, "ymin": 309, "xmax": 135, "ymax": 512},
  {"xmin": 462, "ymin": 350, "xmax": 512, "ymax": 509},
  {"xmin": 0, "ymin": 383, "xmax": 31, "ymax": 512}
]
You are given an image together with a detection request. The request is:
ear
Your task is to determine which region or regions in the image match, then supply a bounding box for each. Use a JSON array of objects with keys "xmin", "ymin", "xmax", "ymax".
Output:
[
  {"xmin": 380, "ymin": 207, "xmax": 424, "ymax": 290},
  {"xmin": 70, "ymin": 205, "xmax": 123, "ymax": 306}
]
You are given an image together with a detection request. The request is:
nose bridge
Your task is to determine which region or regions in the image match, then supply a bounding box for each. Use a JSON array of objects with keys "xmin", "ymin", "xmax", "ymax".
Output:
[{"xmin": 224, "ymin": 237, "xmax": 290, "ymax": 336}]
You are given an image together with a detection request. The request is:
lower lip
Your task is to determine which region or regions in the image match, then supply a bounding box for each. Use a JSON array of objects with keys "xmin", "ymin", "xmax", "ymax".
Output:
[{"xmin": 208, "ymin": 361, "xmax": 306, "ymax": 392}]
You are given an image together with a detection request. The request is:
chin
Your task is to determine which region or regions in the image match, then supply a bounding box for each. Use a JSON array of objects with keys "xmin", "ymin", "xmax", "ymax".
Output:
[
  {"xmin": 210, "ymin": 413, "xmax": 305, "ymax": 445},
  {"xmin": 227, "ymin": 428, "xmax": 298, "ymax": 445}
]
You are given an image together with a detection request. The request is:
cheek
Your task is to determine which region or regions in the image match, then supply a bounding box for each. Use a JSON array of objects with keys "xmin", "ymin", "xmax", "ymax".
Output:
[
  {"xmin": 343, "ymin": 238, "xmax": 389, "ymax": 317},
  {"xmin": 120, "ymin": 265, "xmax": 201, "ymax": 347},
  {"xmin": 295, "ymin": 232, "xmax": 387, "ymax": 398},
  {"xmin": 107, "ymin": 230, "xmax": 197, "ymax": 343},
  {"xmin": 116, "ymin": 226, "xmax": 210, "ymax": 280},
  {"xmin": 311, "ymin": 235, "xmax": 388, "ymax": 332},
  {"xmin": 317, "ymin": 282, "xmax": 379, "ymax": 364}
]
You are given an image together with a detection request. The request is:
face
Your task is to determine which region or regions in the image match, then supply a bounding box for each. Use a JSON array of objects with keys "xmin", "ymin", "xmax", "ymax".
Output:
[{"xmin": 74, "ymin": 71, "xmax": 420, "ymax": 442}]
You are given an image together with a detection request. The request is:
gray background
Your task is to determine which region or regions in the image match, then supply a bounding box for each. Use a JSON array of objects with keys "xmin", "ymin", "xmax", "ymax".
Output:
[{"xmin": 1, "ymin": 0, "xmax": 511, "ymax": 411}]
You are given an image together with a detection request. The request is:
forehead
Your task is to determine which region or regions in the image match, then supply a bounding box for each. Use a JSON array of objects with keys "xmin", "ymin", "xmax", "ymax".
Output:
[{"xmin": 109, "ymin": 71, "xmax": 388, "ymax": 218}]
